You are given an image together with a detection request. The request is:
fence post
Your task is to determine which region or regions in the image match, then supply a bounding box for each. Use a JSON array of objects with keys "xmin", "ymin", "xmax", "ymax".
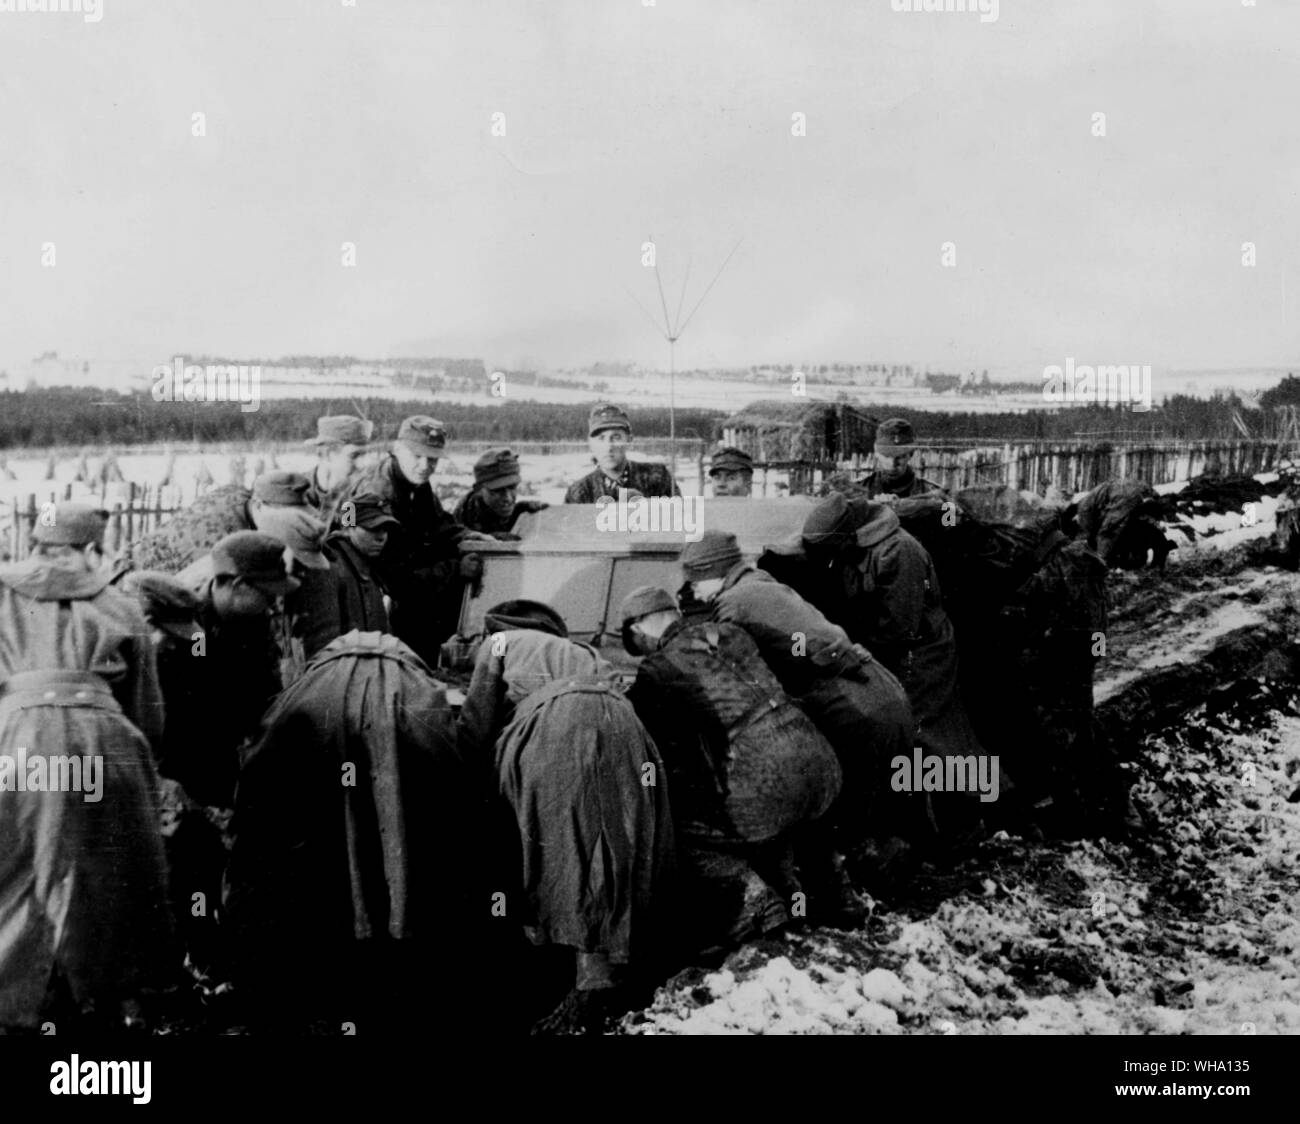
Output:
[{"xmin": 106, "ymin": 503, "xmax": 124, "ymax": 556}]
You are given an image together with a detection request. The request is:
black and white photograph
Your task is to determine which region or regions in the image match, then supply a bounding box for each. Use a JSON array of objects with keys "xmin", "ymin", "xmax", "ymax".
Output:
[{"xmin": 0, "ymin": 0, "xmax": 1293, "ymax": 1101}]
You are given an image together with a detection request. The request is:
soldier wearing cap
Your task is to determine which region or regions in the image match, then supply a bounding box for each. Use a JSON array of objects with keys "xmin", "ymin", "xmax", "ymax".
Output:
[
  {"xmin": 304, "ymin": 414, "xmax": 372, "ymax": 526},
  {"xmin": 621, "ymin": 586, "xmax": 858, "ymax": 940},
  {"xmin": 563, "ymin": 403, "xmax": 681, "ymax": 504},
  {"xmin": 189, "ymin": 531, "xmax": 299, "ymax": 800},
  {"xmin": 855, "ymin": 417, "xmax": 948, "ymax": 515},
  {"xmin": 326, "ymin": 493, "xmax": 397, "ymax": 633},
  {"xmin": 347, "ymin": 415, "xmax": 493, "ymax": 664},
  {"xmin": 0, "ymin": 503, "xmax": 176, "ymax": 1029},
  {"xmin": 453, "ymin": 448, "xmax": 548, "ymax": 537},
  {"xmin": 709, "ymin": 446, "xmax": 754, "ymax": 498},
  {"xmin": 677, "ymin": 530, "xmax": 918, "ymax": 887},
  {"xmin": 455, "ymin": 598, "xmax": 672, "ymax": 1035},
  {"xmin": 801, "ymin": 492, "xmax": 988, "ymax": 842},
  {"xmin": 244, "ymin": 471, "xmax": 345, "ymax": 681}
]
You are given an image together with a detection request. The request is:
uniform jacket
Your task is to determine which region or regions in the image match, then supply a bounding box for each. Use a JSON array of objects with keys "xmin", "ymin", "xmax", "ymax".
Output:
[
  {"xmin": 224, "ymin": 632, "xmax": 462, "ymax": 994},
  {"xmin": 709, "ymin": 564, "xmax": 865, "ymax": 697},
  {"xmin": 325, "ymin": 533, "xmax": 389, "ymax": 634},
  {"xmin": 628, "ymin": 618, "xmax": 840, "ymax": 843},
  {"xmin": 564, "ymin": 460, "xmax": 680, "ymax": 504},
  {"xmin": 854, "ymin": 468, "xmax": 947, "ymax": 522},
  {"xmin": 305, "ymin": 469, "xmax": 359, "ymax": 531},
  {"xmin": 456, "ymin": 628, "xmax": 620, "ymax": 762},
  {"xmin": 823, "ymin": 500, "xmax": 948, "ymax": 677},
  {"xmin": 348, "ymin": 455, "xmax": 469, "ymax": 586},
  {"xmin": 0, "ymin": 559, "xmax": 173, "ymax": 1025},
  {"xmin": 453, "ymin": 488, "xmax": 532, "ymax": 536},
  {"xmin": 0, "ymin": 560, "xmax": 164, "ymax": 749},
  {"xmin": 1075, "ymin": 479, "xmax": 1166, "ymax": 567}
]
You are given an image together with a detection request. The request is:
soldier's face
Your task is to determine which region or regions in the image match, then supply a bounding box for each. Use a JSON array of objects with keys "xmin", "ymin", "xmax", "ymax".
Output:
[
  {"xmin": 690, "ymin": 577, "xmax": 725, "ymax": 603},
  {"xmin": 395, "ymin": 443, "xmax": 439, "ymax": 486},
  {"xmin": 483, "ymin": 482, "xmax": 517, "ymax": 518},
  {"xmin": 348, "ymin": 525, "xmax": 389, "ymax": 557},
  {"xmin": 874, "ymin": 450, "xmax": 913, "ymax": 478},
  {"xmin": 589, "ymin": 428, "xmax": 630, "ymax": 475},
  {"xmin": 711, "ymin": 470, "xmax": 752, "ymax": 497},
  {"xmin": 212, "ymin": 577, "xmax": 275, "ymax": 619},
  {"xmin": 321, "ymin": 444, "xmax": 363, "ymax": 486}
]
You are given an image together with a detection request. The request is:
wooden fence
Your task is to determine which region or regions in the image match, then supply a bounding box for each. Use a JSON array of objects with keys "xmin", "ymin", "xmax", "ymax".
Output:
[
  {"xmin": 3, "ymin": 482, "xmax": 183, "ymax": 562},
  {"xmin": 3, "ymin": 437, "xmax": 1290, "ymax": 557},
  {"xmin": 908, "ymin": 439, "xmax": 1289, "ymax": 496}
]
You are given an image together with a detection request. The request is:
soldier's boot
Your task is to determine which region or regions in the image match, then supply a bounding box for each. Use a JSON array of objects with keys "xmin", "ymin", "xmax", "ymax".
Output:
[{"xmin": 797, "ymin": 848, "xmax": 871, "ymax": 930}]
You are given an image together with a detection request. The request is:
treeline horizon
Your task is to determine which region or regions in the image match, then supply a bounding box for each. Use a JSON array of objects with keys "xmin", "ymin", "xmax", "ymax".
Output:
[{"xmin": 0, "ymin": 385, "xmax": 1291, "ymax": 451}]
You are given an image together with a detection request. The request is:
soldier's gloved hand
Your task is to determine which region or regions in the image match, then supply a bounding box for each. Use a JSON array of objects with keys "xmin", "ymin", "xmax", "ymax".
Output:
[
  {"xmin": 460, "ymin": 531, "xmax": 495, "ymax": 543},
  {"xmin": 518, "ymin": 500, "xmax": 548, "ymax": 514},
  {"xmin": 491, "ymin": 532, "xmax": 523, "ymax": 542},
  {"xmin": 459, "ymin": 553, "xmax": 484, "ymax": 580}
]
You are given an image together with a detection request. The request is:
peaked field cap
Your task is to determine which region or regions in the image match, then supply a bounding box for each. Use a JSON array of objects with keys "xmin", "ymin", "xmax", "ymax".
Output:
[
  {"xmin": 343, "ymin": 492, "xmax": 400, "ymax": 530},
  {"xmin": 680, "ymin": 530, "xmax": 742, "ymax": 581},
  {"xmin": 211, "ymin": 530, "xmax": 300, "ymax": 595},
  {"xmin": 483, "ymin": 599, "xmax": 568, "ymax": 638},
  {"xmin": 589, "ymin": 402, "xmax": 632, "ymax": 436},
  {"xmin": 874, "ymin": 417, "xmax": 918, "ymax": 456},
  {"xmin": 709, "ymin": 446, "xmax": 754, "ymax": 475},
  {"xmin": 305, "ymin": 415, "xmax": 372, "ymax": 447},
  {"xmin": 474, "ymin": 448, "xmax": 522, "ymax": 489},
  {"xmin": 31, "ymin": 503, "xmax": 109, "ymax": 547},
  {"xmin": 120, "ymin": 570, "xmax": 201, "ymax": 639},
  {"xmin": 252, "ymin": 470, "xmax": 312, "ymax": 506},
  {"xmin": 619, "ymin": 585, "xmax": 678, "ymax": 628},
  {"xmin": 397, "ymin": 415, "xmax": 447, "ymax": 454},
  {"xmin": 802, "ymin": 492, "xmax": 854, "ymax": 546}
]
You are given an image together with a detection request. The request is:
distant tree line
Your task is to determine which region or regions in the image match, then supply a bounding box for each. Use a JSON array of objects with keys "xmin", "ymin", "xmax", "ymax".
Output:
[
  {"xmin": 0, "ymin": 384, "xmax": 1291, "ymax": 451},
  {"xmin": 0, "ymin": 389, "xmax": 722, "ymax": 448}
]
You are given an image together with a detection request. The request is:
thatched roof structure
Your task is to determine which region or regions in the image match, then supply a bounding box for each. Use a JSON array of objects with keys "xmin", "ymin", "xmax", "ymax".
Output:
[{"xmin": 717, "ymin": 399, "xmax": 878, "ymax": 464}]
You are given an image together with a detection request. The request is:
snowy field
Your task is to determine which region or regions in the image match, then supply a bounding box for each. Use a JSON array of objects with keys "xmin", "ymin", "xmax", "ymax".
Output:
[{"xmin": 0, "ymin": 447, "xmax": 1279, "ymax": 561}]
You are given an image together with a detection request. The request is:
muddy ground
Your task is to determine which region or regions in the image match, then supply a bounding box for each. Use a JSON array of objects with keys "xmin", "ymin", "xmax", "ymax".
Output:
[{"xmin": 619, "ymin": 542, "xmax": 1300, "ymax": 1035}]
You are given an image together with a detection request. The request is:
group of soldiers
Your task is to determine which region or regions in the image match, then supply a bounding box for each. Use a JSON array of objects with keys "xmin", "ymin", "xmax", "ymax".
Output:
[{"xmin": 0, "ymin": 403, "xmax": 1132, "ymax": 1036}]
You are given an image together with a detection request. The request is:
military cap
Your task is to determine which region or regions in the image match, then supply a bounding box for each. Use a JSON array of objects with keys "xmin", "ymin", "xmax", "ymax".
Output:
[
  {"xmin": 618, "ymin": 585, "xmax": 679, "ymax": 628},
  {"xmin": 211, "ymin": 530, "xmax": 300, "ymax": 596},
  {"xmin": 339, "ymin": 492, "xmax": 400, "ymax": 531},
  {"xmin": 802, "ymin": 492, "xmax": 855, "ymax": 547},
  {"xmin": 120, "ymin": 570, "xmax": 201, "ymax": 641},
  {"xmin": 708, "ymin": 446, "xmax": 754, "ymax": 476},
  {"xmin": 473, "ymin": 448, "xmax": 521, "ymax": 490},
  {"xmin": 31, "ymin": 503, "xmax": 109, "ymax": 548},
  {"xmin": 588, "ymin": 402, "xmax": 632, "ymax": 437},
  {"xmin": 482, "ymin": 599, "xmax": 568, "ymax": 639},
  {"xmin": 397, "ymin": 415, "xmax": 447, "ymax": 456},
  {"xmin": 874, "ymin": 417, "xmax": 918, "ymax": 457},
  {"xmin": 251, "ymin": 470, "xmax": 312, "ymax": 507},
  {"xmin": 305, "ymin": 415, "xmax": 373, "ymax": 447},
  {"xmin": 680, "ymin": 530, "xmax": 743, "ymax": 581}
]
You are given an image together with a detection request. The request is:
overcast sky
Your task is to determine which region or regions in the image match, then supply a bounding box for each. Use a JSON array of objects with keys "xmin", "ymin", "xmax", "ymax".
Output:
[{"xmin": 0, "ymin": 0, "xmax": 1296, "ymax": 378}]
